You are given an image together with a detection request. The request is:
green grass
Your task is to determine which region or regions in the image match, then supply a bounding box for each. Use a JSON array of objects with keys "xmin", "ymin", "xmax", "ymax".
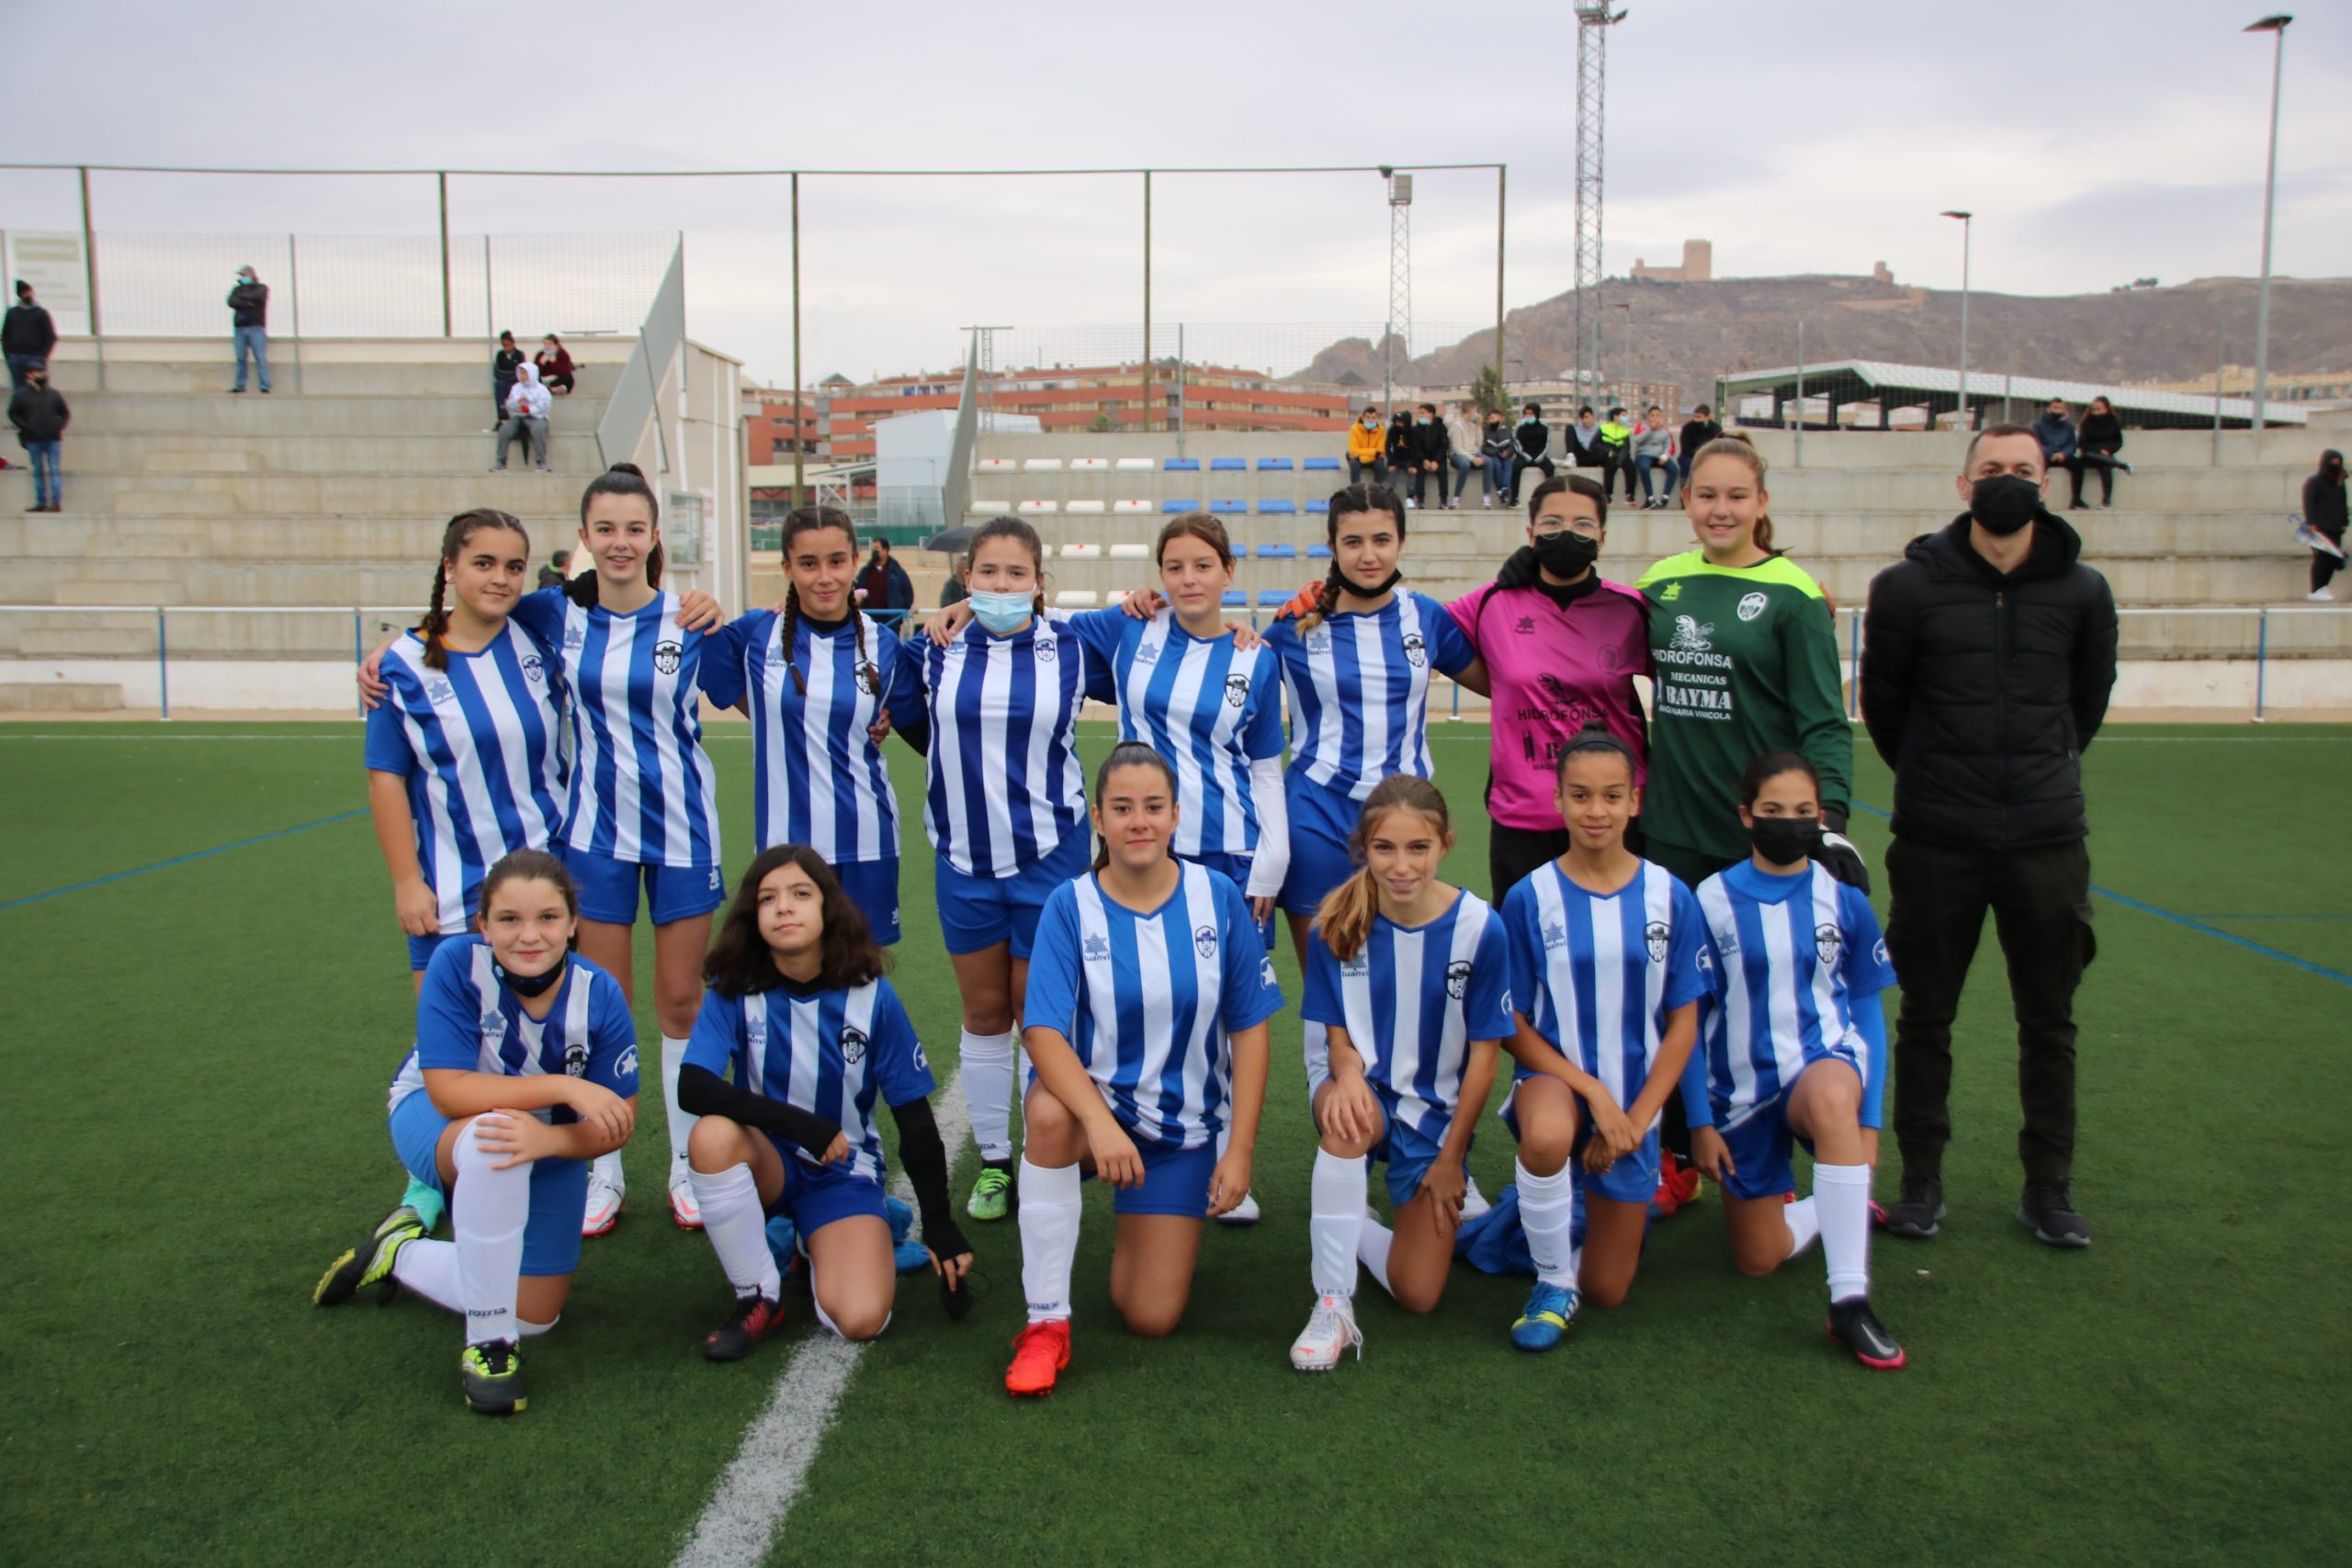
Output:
[{"xmin": 3, "ymin": 720, "xmax": 2347, "ymax": 1567}]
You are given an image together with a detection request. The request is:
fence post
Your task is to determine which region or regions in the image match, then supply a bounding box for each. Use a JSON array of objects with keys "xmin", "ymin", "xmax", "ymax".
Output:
[
  {"xmin": 288, "ymin": 233, "xmax": 303, "ymax": 395},
  {"xmin": 1140, "ymin": 170, "xmax": 1152, "ymax": 434},
  {"xmin": 437, "ymin": 171, "xmax": 453, "ymax": 337},
  {"xmin": 353, "ymin": 611, "xmax": 365, "ymax": 719},
  {"xmin": 155, "ymin": 608, "xmax": 169, "ymax": 722},
  {"xmin": 79, "ymin": 166, "xmax": 104, "ymax": 391},
  {"xmin": 1847, "ymin": 606, "xmax": 1861, "ymax": 718},
  {"xmin": 2252, "ymin": 607, "xmax": 2268, "ymax": 724}
]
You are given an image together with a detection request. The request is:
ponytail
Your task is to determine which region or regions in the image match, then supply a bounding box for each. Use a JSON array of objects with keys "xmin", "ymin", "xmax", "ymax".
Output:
[
  {"xmin": 1311, "ymin": 776, "xmax": 1452, "ymax": 961},
  {"xmin": 421, "ymin": 508, "xmax": 529, "ymax": 671}
]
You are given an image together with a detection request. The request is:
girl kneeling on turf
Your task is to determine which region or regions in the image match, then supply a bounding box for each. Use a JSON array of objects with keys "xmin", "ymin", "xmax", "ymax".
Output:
[
  {"xmin": 1006, "ymin": 742, "xmax": 1283, "ymax": 1395},
  {"xmin": 314, "ymin": 850, "xmax": 639, "ymax": 1416},
  {"xmin": 1497, "ymin": 728, "xmax": 1710, "ymax": 1350},
  {"xmin": 1291, "ymin": 776, "xmax": 1511, "ymax": 1371},
  {"xmin": 1684, "ymin": 752, "xmax": 1905, "ymax": 1370},
  {"xmin": 674, "ymin": 847, "xmax": 970, "ymax": 1359}
]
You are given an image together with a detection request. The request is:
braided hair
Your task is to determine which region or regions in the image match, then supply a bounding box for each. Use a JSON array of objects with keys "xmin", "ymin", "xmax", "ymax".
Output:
[
  {"xmin": 776, "ymin": 505, "xmax": 870, "ymax": 696},
  {"xmin": 420, "ymin": 508, "xmax": 529, "ymax": 671},
  {"xmin": 1295, "ymin": 482, "xmax": 1408, "ymax": 634}
]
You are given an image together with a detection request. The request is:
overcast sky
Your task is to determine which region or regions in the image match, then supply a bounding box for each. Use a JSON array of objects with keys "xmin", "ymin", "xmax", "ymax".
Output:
[{"xmin": 5, "ymin": 0, "xmax": 2345, "ymax": 386}]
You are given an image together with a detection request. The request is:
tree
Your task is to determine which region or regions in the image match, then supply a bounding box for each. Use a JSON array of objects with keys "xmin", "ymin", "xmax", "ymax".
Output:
[
  {"xmin": 1471, "ymin": 363, "xmax": 1510, "ymax": 419},
  {"xmin": 1086, "ymin": 411, "xmax": 1118, "ymax": 434}
]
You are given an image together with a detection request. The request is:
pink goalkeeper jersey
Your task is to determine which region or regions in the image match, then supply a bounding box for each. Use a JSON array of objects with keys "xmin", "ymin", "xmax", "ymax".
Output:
[{"xmin": 1448, "ymin": 579, "xmax": 1652, "ymax": 830}]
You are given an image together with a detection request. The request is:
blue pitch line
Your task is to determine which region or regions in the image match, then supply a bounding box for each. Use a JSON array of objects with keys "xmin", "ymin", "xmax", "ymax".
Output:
[
  {"xmin": 0, "ymin": 808, "xmax": 368, "ymax": 914},
  {"xmin": 1848, "ymin": 802, "xmax": 2352, "ymax": 989}
]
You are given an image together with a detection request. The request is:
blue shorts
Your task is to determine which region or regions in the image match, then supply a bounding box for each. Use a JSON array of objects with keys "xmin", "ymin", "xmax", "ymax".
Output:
[
  {"xmin": 934, "ymin": 831, "xmax": 1090, "ymax": 958},
  {"xmin": 1371, "ymin": 1111, "xmax": 1445, "ymax": 1210},
  {"xmin": 1278, "ymin": 807, "xmax": 1359, "ymax": 917},
  {"xmin": 387, "ymin": 1091, "xmax": 589, "ymax": 1278},
  {"xmin": 1181, "ymin": 849, "xmax": 1275, "ymax": 953},
  {"xmin": 1114, "ymin": 1136, "xmax": 1218, "ymax": 1219},
  {"xmin": 773, "ymin": 1153, "xmax": 893, "ymax": 1237},
  {"xmin": 562, "ymin": 847, "xmax": 725, "ymax": 926},
  {"xmin": 1711, "ymin": 1055, "xmax": 1862, "ymax": 1201},
  {"xmin": 407, "ymin": 929, "xmax": 463, "ymax": 973},
  {"xmin": 1498, "ymin": 1074, "xmax": 1660, "ymax": 1207},
  {"xmin": 832, "ymin": 856, "xmax": 902, "ymax": 948}
]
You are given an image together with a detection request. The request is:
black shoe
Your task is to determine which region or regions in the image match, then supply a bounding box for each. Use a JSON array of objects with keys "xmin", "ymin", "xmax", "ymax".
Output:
[
  {"xmin": 460, "ymin": 1338, "xmax": 526, "ymax": 1415},
  {"xmin": 703, "ymin": 1293, "xmax": 786, "ymax": 1361},
  {"xmin": 1881, "ymin": 1174, "xmax": 1944, "ymax": 1239},
  {"xmin": 2069, "ymin": 501, "xmax": 2089, "ymax": 510},
  {"xmin": 1826, "ymin": 1298, "xmax": 1905, "ymax": 1370},
  {"xmin": 227, "ymin": 387, "xmax": 244, "ymax": 394},
  {"xmin": 2018, "ymin": 1180, "xmax": 2090, "ymax": 1247}
]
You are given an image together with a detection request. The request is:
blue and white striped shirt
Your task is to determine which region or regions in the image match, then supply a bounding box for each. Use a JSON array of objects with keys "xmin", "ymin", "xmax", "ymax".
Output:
[
  {"xmin": 1692, "ymin": 861, "xmax": 1896, "ymax": 1127},
  {"xmin": 392, "ymin": 939, "xmax": 639, "ymax": 1120},
  {"xmin": 683, "ymin": 976, "xmax": 933, "ymax": 1187},
  {"xmin": 511, "ymin": 588, "xmax": 721, "ymax": 868},
  {"xmin": 363, "ymin": 624, "xmax": 567, "ymax": 936},
  {"xmin": 703, "ymin": 608, "xmax": 906, "ymax": 863},
  {"xmin": 1300, "ymin": 890, "xmax": 1512, "ymax": 1147},
  {"xmin": 1067, "ymin": 607, "xmax": 1285, "ymax": 858},
  {"xmin": 1502, "ymin": 859, "xmax": 1711, "ymax": 1119},
  {"xmin": 897, "ymin": 615, "xmax": 1110, "ymax": 877},
  {"xmin": 1023, "ymin": 863, "xmax": 1285, "ymax": 1149}
]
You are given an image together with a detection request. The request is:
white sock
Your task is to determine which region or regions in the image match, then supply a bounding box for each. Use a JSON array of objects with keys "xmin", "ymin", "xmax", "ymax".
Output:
[
  {"xmin": 1814, "ymin": 1162, "xmax": 1872, "ymax": 1303},
  {"xmin": 662, "ymin": 1035, "xmax": 695, "ymax": 1167},
  {"xmin": 1357, "ymin": 1215, "xmax": 1396, "ymax": 1297},
  {"xmin": 1783, "ymin": 1195, "xmax": 1821, "ymax": 1260},
  {"xmin": 692, "ymin": 1162, "xmax": 781, "ymax": 1303},
  {"xmin": 1309, "ymin": 1151, "xmax": 1367, "ymax": 1298},
  {"xmin": 1302, "ymin": 1020, "xmax": 1330, "ymax": 1098},
  {"xmin": 390, "ymin": 1236, "xmax": 463, "ymax": 1314},
  {"xmin": 961, "ymin": 1030, "xmax": 1019, "ymax": 1162},
  {"xmin": 518, "ymin": 1315, "xmax": 557, "ymax": 1337},
  {"xmin": 452, "ymin": 1123, "xmax": 531, "ymax": 1345},
  {"xmin": 591, "ymin": 1148, "xmax": 625, "ymax": 1192},
  {"xmin": 1017, "ymin": 1158, "xmax": 1083, "ymax": 1323},
  {"xmin": 1517, "ymin": 1158, "xmax": 1578, "ymax": 1291}
]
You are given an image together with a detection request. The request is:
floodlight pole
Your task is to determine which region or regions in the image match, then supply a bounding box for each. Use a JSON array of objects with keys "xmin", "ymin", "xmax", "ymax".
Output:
[
  {"xmin": 791, "ymin": 172, "xmax": 804, "ymax": 507},
  {"xmin": 1383, "ymin": 167, "xmax": 1412, "ymax": 417},
  {"xmin": 1141, "ymin": 170, "xmax": 1152, "ymax": 434},
  {"xmin": 2245, "ymin": 14, "xmax": 2292, "ymax": 451},
  {"xmin": 1941, "ymin": 209, "xmax": 1972, "ymax": 434}
]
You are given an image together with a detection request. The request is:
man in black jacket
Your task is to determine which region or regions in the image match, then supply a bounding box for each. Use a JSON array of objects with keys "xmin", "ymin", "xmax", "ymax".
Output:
[
  {"xmin": 8, "ymin": 362, "xmax": 70, "ymax": 511},
  {"xmin": 1678, "ymin": 403, "xmax": 1722, "ymax": 488},
  {"xmin": 1508, "ymin": 402, "xmax": 1553, "ymax": 503},
  {"xmin": 1407, "ymin": 401, "xmax": 1448, "ymax": 510},
  {"xmin": 227, "ymin": 265, "xmax": 270, "ymax": 393},
  {"xmin": 5, "ymin": 280, "xmax": 57, "ymax": 389},
  {"xmin": 1861, "ymin": 423, "xmax": 2118, "ymax": 1249}
]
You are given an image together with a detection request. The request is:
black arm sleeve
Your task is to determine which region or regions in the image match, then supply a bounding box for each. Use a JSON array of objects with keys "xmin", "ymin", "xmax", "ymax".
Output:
[
  {"xmin": 892, "ymin": 708, "xmax": 932, "ymax": 757},
  {"xmin": 564, "ymin": 567, "xmax": 602, "ymax": 607},
  {"xmin": 887, "ymin": 1096, "xmax": 970, "ymax": 1262},
  {"xmin": 675, "ymin": 1063, "xmax": 842, "ymax": 1155},
  {"xmin": 2070, "ymin": 574, "xmax": 2120, "ymax": 753},
  {"xmin": 1859, "ymin": 566, "xmax": 1915, "ymax": 769}
]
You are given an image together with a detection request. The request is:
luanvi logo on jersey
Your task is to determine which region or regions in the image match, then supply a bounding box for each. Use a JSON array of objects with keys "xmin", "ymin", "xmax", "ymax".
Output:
[
  {"xmin": 1193, "ymin": 924, "xmax": 1218, "ymax": 959},
  {"xmin": 564, "ymin": 624, "xmax": 585, "ymax": 650},
  {"xmin": 1259, "ymin": 957, "xmax": 1278, "ymax": 990},
  {"xmin": 840, "ymin": 1025, "xmax": 869, "ymax": 1065},
  {"xmin": 425, "ymin": 676, "xmax": 457, "ymax": 707},
  {"xmin": 1872, "ymin": 938, "xmax": 1890, "ymax": 968},
  {"xmin": 1401, "ymin": 631, "xmax": 1427, "ymax": 668},
  {"xmin": 1444, "ymin": 959, "xmax": 1473, "ymax": 999},
  {"xmin": 653, "ymin": 640, "xmax": 684, "ymax": 675},
  {"xmin": 1815, "ymin": 924, "xmax": 1844, "ymax": 966},
  {"xmin": 1515, "ymin": 615, "xmax": 1537, "ymax": 635},
  {"xmin": 563, "ymin": 1039, "xmax": 590, "ymax": 1077},
  {"xmin": 1224, "ymin": 673, "xmax": 1250, "ymax": 707},
  {"xmin": 1736, "ymin": 592, "xmax": 1768, "ymax": 622},
  {"xmin": 1082, "ymin": 932, "xmax": 1111, "ymax": 964},
  {"xmin": 1132, "ymin": 639, "xmax": 1159, "ymax": 666},
  {"xmin": 1341, "ymin": 952, "xmax": 1370, "ymax": 978},
  {"xmin": 1645, "ymin": 920, "xmax": 1671, "ymax": 962},
  {"xmin": 1304, "ymin": 628, "xmax": 1332, "ymax": 655},
  {"xmin": 1542, "ymin": 919, "xmax": 1568, "ymax": 952},
  {"xmin": 479, "ymin": 1010, "xmax": 505, "ymax": 1043},
  {"xmin": 1657, "ymin": 582, "xmax": 1683, "ymax": 603},
  {"xmin": 615, "ymin": 1045, "xmax": 639, "ymax": 1080}
]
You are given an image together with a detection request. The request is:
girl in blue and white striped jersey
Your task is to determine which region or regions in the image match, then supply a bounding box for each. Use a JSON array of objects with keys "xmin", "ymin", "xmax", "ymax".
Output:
[
  {"xmin": 365, "ymin": 508, "xmax": 567, "ymax": 1232},
  {"xmin": 1683, "ymin": 751, "xmax": 1905, "ymax": 1371},
  {"xmin": 1498, "ymin": 728, "xmax": 1710, "ymax": 1352},
  {"xmin": 674, "ymin": 846, "xmax": 972, "ymax": 1360},
  {"xmin": 700, "ymin": 507, "xmax": 920, "ymax": 946},
  {"xmin": 313, "ymin": 851, "xmax": 639, "ymax": 1417},
  {"xmin": 894, "ymin": 516, "xmax": 1114, "ymax": 1224},
  {"xmin": 1291, "ymin": 776, "xmax": 1511, "ymax": 1372},
  {"xmin": 1004, "ymin": 743, "xmax": 1283, "ymax": 1395}
]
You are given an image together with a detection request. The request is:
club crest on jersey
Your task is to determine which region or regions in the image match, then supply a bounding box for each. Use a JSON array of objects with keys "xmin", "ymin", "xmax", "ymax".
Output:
[
  {"xmin": 1816, "ymin": 924, "xmax": 1844, "ymax": 966},
  {"xmin": 1401, "ymin": 631, "xmax": 1427, "ymax": 669},
  {"xmin": 1669, "ymin": 615, "xmax": 1713, "ymax": 652},
  {"xmin": 521, "ymin": 654, "xmax": 546, "ymax": 685},
  {"xmin": 1083, "ymin": 931, "xmax": 1111, "ymax": 964},
  {"xmin": 840, "ymin": 1025, "xmax": 869, "ymax": 1065},
  {"xmin": 1034, "ymin": 637, "xmax": 1057, "ymax": 663},
  {"xmin": 1193, "ymin": 924, "xmax": 1218, "ymax": 959},
  {"xmin": 563, "ymin": 1038, "xmax": 591, "ymax": 1077},
  {"xmin": 1445, "ymin": 959, "xmax": 1473, "ymax": 999},
  {"xmin": 424, "ymin": 676, "xmax": 457, "ymax": 707},
  {"xmin": 1645, "ymin": 920, "xmax": 1671, "ymax": 962},
  {"xmin": 1736, "ymin": 592, "xmax": 1769, "ymax": 622},
  {"xmin": 855, "ymin": 661, "xmax": 880, "ymax": 695},
  {"xmin": 653, "ymin": 639, "xmax": 684, "ymax": 675},
  {"xmin": 1542, "ymin": 919, "xmax": 1568, "ymax": 952},
  {"xmin": 1224, "ymin": 672, "xmax": 1250, "ymax": 708}
]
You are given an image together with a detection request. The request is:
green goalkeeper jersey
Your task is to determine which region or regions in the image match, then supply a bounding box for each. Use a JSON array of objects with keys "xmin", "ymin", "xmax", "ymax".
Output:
[{"xmin": 1634, "ymin": 548, "xmax": 1853, "ymax": 862}]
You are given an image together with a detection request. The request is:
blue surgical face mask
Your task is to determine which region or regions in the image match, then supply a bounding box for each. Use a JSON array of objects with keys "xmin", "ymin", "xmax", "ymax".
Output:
[{"xmin": 969, "ymin": 589, "xmax": 1034, "ymax": 635}]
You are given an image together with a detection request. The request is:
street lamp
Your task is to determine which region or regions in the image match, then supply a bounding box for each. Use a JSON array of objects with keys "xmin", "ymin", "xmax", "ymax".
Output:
[
  {"xmin": 1940, "ymin": 209, "xmax": 1972, "ymax": 432},
  {"xmin": 2245, "ymin": 15, "xmax": 2291, "ymax": 441}
]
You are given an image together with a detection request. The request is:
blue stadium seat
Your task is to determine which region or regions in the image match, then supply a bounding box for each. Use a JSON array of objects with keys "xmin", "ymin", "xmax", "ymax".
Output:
[
  {"xmin": 1210, "ymin": 457, "xmax": 1247, "ymax": 471},
  {"xmin": 1222, "ymin": 590, "xmax": 1249, "ymax": 607},
  {"xmin": 1256, "ymin": 542, "xmax": 1297, "ymax": 558},
  {"xmin": 1257, "ymin": 457, "xmax": 1294, "ymax": 470},
  {"xmin": 1303, "ymin": 457, "xmax": 1341, "ymax": 471},
  {"xmin": 1163, "ymin": 499, "xmax": 1202, "ymax": 513},
  {"xmin": 1209, "ymin": 499, "xmax": 1248, "ymax": 514},
  {"xmin": 1165, "ymin": 457, "xmax": 1201, "ymax": 471},
  {"xmin": 1258, "ymin": 590, "xmax": 1294, "ymax": 607},
  {"xmin": 1258, "ymin": 499, "xmax": 1297, "ymax": 514},
  {"xmin": 1305, "ymin": 498, "xmax": 1329, "ymax": 513},
  {"xmin": 1307, "ymin": 543, "xmax": 1334, "ymax": 558}
]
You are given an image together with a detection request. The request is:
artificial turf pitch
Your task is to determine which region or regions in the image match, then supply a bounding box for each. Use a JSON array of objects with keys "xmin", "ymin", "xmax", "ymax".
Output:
[{"xmin": 2, "ymin": 720, "xmax": 2346, "ymax": 1567}]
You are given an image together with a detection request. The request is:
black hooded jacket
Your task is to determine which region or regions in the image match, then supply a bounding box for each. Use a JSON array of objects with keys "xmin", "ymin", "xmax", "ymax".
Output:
[
  {"xmin": 1861, "ymin": 509, "xmax": 2118, "ymax": 850},
  {"xmin": 2303, "ymin": 451, "xmax": 2346, "ymax": 538}
]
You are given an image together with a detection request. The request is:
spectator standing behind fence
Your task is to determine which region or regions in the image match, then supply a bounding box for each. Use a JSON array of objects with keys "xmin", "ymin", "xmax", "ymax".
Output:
[
  {"xmin": 856, "ymin": 537, "xmax": 915, "ymax": 620},
  {"xmin": 1444, "ymin": 401, "xmax": 1483, "ymax": 510},
  {"xmin": 492, "ymin": 362, "xmax": 552, "ymax": 471},
  {"xmin": 491, "ymin": 332, "xmax": 524, "ymax": 429},
  {"xmin": 1510, "ymin": 402, "xmax": 1554, "ymax": 503},
  {"xmin": 5, "ymin": 281, "xmax": 56, "ymax": 389},
  {"xmin": 227, "ymin": 265, "xmax": 270, "ymax": 394},
  {"xmin": 1632, "ymin": 405, "xmax": 1676, "ymax": 509},
  {"xmin": 2064, "ymin": 396, "xmax": 2131, "ymax": 510},
  {"xmin": 1347, "ymin": 405, "xmax": 1387, "ymax": 485},
  {"xmin": 8, "ymin": 361, "xmax": 68, "ymax": 512},
  {"xmin": 1409, "ymin": 402, "xmax": 1448, "ymax": 510},
  {"xmin": 1861, "ymin": 423, "xmax": 2118, "ymax": 1251},
  {"xmin": 2304, "ymin": 449, "xmax": 2347, "ymax": 602},
  {"xmin": 1677, "ymin": 403, "xmax": 1721, "ymax": 489},
  {"xmin": 537, "ymin": 334, "xmax": 576, "ymax": 396}
]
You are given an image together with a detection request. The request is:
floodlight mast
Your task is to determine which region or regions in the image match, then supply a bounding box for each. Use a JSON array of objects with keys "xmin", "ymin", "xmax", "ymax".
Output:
[
  {"xmin": 1385, "ymin": 169, "xmax": 1412, "ymax": 417},
  {"xmin": 1573, "ymin": 5, "xmax": 1625, "ymax": 401}
]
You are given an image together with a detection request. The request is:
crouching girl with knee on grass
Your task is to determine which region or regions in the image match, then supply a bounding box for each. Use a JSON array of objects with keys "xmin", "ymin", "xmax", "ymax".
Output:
[
  {"xmin": 314, "ymin": 850, "xmax": 639, "ymax": 1416},
  {"xmin": 673, "ymin": 845, "xmax": 973, "ymax": 1359},
  {"xmin": 1683, "ymin": 751, "xmax": 1905, "ymax": 1370},
  {"xmin": 1496, "ymin": 727, "xmax": 1710, "ymax": 1352},
  {"xmin": 1004, "ymin": 742, "xmax": 1283, "ymax": 1396},
  {"xmin": 1290, "ymin": 776, "xmax": 1511, "ymax": 1372}
]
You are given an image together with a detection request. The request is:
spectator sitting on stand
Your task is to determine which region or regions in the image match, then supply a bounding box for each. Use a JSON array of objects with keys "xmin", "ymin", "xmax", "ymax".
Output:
[
  {"xmin": 1597, "ymin": 406, "xmax": 1636, "ymax": 502},
  {"xmin": 8, "ymin": 360, "xmax": 69, "ymax": 512},
  {"xmin": 537, "ymin": 334, "xmax": 576, "ymax": 395},
  {"xmin": 5, "ymin": 280, "xmax": 57, "ymax": 390},
  {"xmin": 1510, "ymin": 401, "xmax": 1554, "ymax": 503},
  {"xmin": 1347, "ymin": 404, "xmax": 1387, "ymax": 485},
  {"xmin": 537, "ymin": 547, "xmax": 573, "ymax": 592},
  {"xmin": 1409, "ymin": 402, "xmax": 1449, "ymax": 511},
  {"xmin": 1384, "ymin": 410, "xmax": 1415, "ymax": 494},
  {"xmin": 491, "ymin": 331, "xmax": 524, "ymax": 430},
  {"xmin": 1444, "ymin": 400, "xmax": 1483, "ymax": 510},
  {"xmin": 491, "ymin": 362, "xmax": 552, "ymax": 472},
  {"xmin": 1632, "ymin": 404, "xmax": 1677, "ymax": 510},
  {"xmin": 1677, "ymin": 403, "xmax": 1722, "ymax": 489},
  {"xmin": 2065, "ymin": 396, "xmax": 2132, "ymax": 510},
  {"xmin": 1478, "ymin": 408, "xmax": 1516, "ymax": 508},
  {"xmin": 2032, "ymin": 397, "xmax": 2078, "ymax": 479},
  {"xmin": 1566, "ymin": 405, "xmax": 1604, "ymax": 469}
]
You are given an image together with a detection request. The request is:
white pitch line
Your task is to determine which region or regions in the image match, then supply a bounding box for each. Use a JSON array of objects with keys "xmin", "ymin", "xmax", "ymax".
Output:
[{"xmin": 673, "ymin": 1066, "xmax": 971, "ymax": 1568}]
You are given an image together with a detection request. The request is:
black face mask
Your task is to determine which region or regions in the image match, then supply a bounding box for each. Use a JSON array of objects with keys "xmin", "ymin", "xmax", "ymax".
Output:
[
  {"xmin": 1969, "ymin": 474, "xmax": 2042, "ymax": 537},
  {"xmin": 493, "ymin": 954, "xmax": 566, "ymax": 997},
  {"xmin": 1337, "ymin": 564, "xmax": 1404, "ymax": 600},
  {"xmin": 1748, "ymin": 817, "xmax": 1822, "ymax": 868},
  {"xmin": 1532, "ymin": 531, "xmax": 1599, "ymax": 581}
]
